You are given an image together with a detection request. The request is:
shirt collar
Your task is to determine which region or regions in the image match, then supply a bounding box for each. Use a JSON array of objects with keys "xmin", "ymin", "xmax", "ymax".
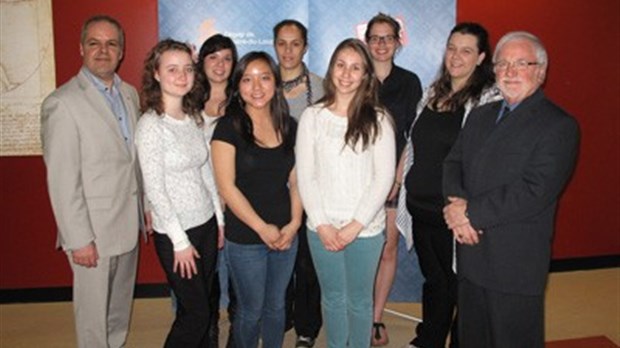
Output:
[
  {"xmin": 81, "ymin": 67, "xmax": 122, "ymax": 94},
  {"xmin": 502, "ymin": 100, "xmax": 521, "ymax": 112}
]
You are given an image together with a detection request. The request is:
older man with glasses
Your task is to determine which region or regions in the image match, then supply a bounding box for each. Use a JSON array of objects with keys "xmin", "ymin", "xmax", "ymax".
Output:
[{"xmin": 442, "ymin": 31, "xmax": 580, "ymax": 348}]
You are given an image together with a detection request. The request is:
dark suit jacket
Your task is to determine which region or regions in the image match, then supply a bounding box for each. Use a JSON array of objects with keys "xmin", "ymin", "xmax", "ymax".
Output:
[{"xmin": 443, "ymin": 89, "xmax": 579, "ymax": 296}]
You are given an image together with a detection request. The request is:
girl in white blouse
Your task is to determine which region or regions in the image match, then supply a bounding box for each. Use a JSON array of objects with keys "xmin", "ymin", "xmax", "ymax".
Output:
[
  {"xmin": 135, "ymin": 39, "xmax": 223, "ymax": 347},
  {"xmin": 295, "ymin": 38, "xmax": 395, "ymax": 348}
]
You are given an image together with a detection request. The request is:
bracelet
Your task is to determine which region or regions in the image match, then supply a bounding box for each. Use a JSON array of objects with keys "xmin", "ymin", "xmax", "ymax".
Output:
[{"xmin": 394, "ymin": 181, "xmax": 402, "ymax": 187}]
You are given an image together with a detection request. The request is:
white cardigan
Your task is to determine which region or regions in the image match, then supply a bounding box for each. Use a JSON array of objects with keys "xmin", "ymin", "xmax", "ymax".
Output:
[
  {"xmin": 135, "ymin": 111, "xmax": 223, "ymax": 251},
  {"xmin": 295, "ymin": 104, "xmax": 396, "ymax": 238}
]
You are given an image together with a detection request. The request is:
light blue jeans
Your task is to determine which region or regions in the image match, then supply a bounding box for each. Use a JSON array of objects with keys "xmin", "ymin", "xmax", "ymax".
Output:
[
  {"xmin": 224, "ymin": 238, "xmax": 298, "ymax": 348},
  {"xmin": 308, "ymin": 230, "xmax": 384, "ymax": 348}
]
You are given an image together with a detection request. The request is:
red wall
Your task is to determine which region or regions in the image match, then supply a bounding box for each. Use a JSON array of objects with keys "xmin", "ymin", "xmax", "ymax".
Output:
[
  {"xmin": 0, "ymin": 0, "xmax": 164, "ymax": 289},
  {"xmin": 1, "ymin": 0, "xmax": 618, "ymax": 289},
  {"xmin": 456, "ymin": 0, "xmax": 620, "ymax": 259}
]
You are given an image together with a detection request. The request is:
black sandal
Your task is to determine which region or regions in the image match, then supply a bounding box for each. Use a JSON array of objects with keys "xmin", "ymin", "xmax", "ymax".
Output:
[{"xmin": 371, "ymin": 322, "xmax": 389, "ymax": 346}]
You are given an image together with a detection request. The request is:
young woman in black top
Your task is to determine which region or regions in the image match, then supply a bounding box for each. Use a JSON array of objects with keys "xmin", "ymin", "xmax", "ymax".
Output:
[
  {"xmin": 398, "ymin": 23, "xmax": 500, "ymax": 348},
  {"xmin": 364, "ymin": 13, "xmax": 422, "ymax": 346},
  {"xmin": 211, "ymin": 51, "xmax": 301, "ymax": 348}
]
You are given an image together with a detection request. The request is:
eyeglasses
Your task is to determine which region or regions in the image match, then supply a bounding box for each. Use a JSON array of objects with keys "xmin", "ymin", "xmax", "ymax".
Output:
[
  {"xmin": 368, "ymin": 35, "xmax": 397, "ymax": 45},
  {"xmin": 494, "ymin": 60, "xmax": 540, "ymax": 72}
]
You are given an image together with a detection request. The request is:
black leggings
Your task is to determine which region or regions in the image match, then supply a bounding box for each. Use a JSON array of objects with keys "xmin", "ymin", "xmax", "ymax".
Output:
[
  {"xmin": 407, "ymin": 204, "xmax": 458, "ymax": 348},
  {"xmin": 154, "ymin": 218, "xmax": 219, "ymax": 348}
]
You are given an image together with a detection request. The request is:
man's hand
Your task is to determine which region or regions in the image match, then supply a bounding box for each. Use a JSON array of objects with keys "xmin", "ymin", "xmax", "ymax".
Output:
[
  {"xmin": 443, "ymin": 196, "xmax": 469, "ymax": 229},
  {"xmin": 72, "ymin": 242, "xmax": 99, "ymax": 268},
  {"xmin": 452, "ymin": 222, "xmax": 481, "ymax": 245}
]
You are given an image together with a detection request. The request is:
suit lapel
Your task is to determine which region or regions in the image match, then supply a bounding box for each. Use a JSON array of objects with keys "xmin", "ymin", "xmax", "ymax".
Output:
[
  {"xmin": 478, "ymin": 90, "xmax": 545, "ymax": 156},
  {"xmin": 474, "ymin": 102, "xmax": 502, "ymax": 146},
  {"xmin": 489, "ymin": 90, "xmax": 544, "ymax": 138},
  {"xmin": 77, "ymin": 71, "xmax": 131, "ymax": 156}
]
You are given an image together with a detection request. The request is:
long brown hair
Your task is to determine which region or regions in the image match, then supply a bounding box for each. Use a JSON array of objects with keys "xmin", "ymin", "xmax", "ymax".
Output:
[
  {"xmin": 196, "ymin": 34, "xmax": 238, "ymax": 108},
  {"xmin": 319, "ymin": 38, "xmax": 384, "ymax": 151},
  {"xmin": 428, "ymin": 22, "xmax": 494, "ymax": 112},
  {"xmin": 140, "ymin": 39, "xmax": 204, "ymax": 125}
]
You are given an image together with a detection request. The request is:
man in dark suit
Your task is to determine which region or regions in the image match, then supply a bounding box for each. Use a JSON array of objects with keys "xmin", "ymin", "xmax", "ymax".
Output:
[
  {"xmin": 41, "ymin": 15, "xmax": 143, "ymax": 348},
  {"xmin": 442, "ymin": 31, "xmax": 579, "ymax": 348}
]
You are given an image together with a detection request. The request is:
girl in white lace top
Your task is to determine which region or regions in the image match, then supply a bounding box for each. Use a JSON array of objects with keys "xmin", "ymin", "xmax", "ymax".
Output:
[
  {"xmin": 135, "ymin": 39, "xmax": 222, "ymax": 346},
  {"xmin": 295, "ymin": 38, "xmax": 395, "ymax": 348}
]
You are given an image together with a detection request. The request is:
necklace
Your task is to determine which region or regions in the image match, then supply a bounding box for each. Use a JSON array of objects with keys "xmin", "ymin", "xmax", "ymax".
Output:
[
  {"xmin": 282, "ymin": 64, "xmax": 309, "ymax": 92},
  {"xmin": 281, "ymin": 64, "xmax": 313, "ymax": 106}
]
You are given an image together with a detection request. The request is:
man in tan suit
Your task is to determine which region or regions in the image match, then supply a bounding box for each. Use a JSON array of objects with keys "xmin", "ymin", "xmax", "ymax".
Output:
[{"xmin": 41, "ymin": 15, "xmax": 142, "ymax": 348}]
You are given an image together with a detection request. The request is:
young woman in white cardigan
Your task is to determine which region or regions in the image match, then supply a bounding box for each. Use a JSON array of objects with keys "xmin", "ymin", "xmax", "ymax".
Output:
[
  {"xmin": 295, "ymin": 38, "xmax": 395, "ymax": 348},
  {"xmin": 135, "ymin": 39, "xmax": 223, "ymax": 347}
]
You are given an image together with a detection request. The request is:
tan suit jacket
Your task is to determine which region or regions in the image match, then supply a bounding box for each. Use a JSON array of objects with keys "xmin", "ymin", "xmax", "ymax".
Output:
[{"xmin": 41, "ymin": 69, "xmax": 140, "ymax": 257}]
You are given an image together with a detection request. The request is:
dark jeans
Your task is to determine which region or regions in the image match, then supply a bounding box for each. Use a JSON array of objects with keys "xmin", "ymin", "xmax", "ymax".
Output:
[
  {"xmin": 154, "ymin": 218, "xmax": 218, "ymax": 348},
  {"xmin": 285, "ymin": 227, "xmax": 323, "ymax": 338},
  {"xmin": 408, "ymin": 203, "xmax": 458, "ymax": 348}
]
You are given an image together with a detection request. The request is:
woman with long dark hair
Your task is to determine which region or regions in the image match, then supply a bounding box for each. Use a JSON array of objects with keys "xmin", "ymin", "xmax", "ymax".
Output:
[
  {"xmin": 210, "ymin": 51, "xmax": 301, "ymax": 348},
  {"xmin": 398, "ymin": 23, "xmax": 501, "ymax": 348},
  {"xmin": 195, "ymin": 33, "xmax": 238, "ymax": 347},
  {"xmin": 197, "ymin": 34, "xmax": 238, "ymax": 138}
]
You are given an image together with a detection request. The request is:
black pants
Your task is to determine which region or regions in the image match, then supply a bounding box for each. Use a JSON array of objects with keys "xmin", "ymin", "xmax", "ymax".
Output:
[
  {"xmin": 408, "ymin": 204, "xmax": 458, "ymax": 348},
  {"xmin": 154, "ymin": 218, "xmax": 218, "ymax": 348},
  {"xmin": 458, "ymin": 278, "xmax": 544, "ymax": 348},
  {"xmin": 285, "ymin": 227, "xmax": 322, "ymax": 338}
]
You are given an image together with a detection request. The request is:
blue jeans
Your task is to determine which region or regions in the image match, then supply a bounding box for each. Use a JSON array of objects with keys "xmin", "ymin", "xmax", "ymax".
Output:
[
  {"xmin": 224, "ymin": 238, "xmax": 298, "ymax": 348},
  {"xmin": 308, "ymin": 230, "xmax": 384, "ymax": 348}
]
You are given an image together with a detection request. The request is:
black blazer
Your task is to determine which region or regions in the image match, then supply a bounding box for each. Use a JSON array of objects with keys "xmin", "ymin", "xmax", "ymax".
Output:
[{"xmin": 443, "ymin": 89, "xmax": 580, "ymax": 296}]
